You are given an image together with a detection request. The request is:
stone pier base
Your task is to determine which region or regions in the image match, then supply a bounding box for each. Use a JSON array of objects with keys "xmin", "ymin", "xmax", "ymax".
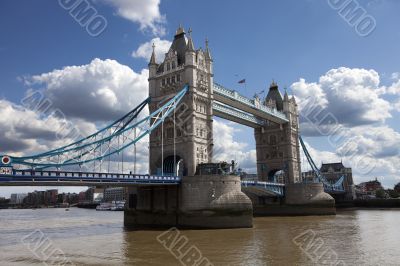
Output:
[
  {"xmin": 124, "ymin": 175, "xmax": 253, "ymax": 229},
  {"xmin": 246, "ymin": 183, "xmax": 336, "ymax": 216}
]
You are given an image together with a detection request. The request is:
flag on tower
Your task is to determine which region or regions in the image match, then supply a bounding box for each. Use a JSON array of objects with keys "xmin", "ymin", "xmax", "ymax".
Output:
[{"xmin": 238, "ymin": 79, "xmax": 246, "ymax": 84}]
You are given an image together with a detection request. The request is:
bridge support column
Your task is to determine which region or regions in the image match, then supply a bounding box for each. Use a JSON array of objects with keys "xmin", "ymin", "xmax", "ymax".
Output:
[
  {"xmin": 244, "ymin": 183, "xmax": 336, "ymax": 216},
  {"xmin": 124, "ymin": 175, "xmax": 253, "ymax": 229},
  {"xmin": 179, "ymin": 175, "xmax": 253, "ymax": 228},
  {"xmin": 284, "ymin": 183, "xmax": 336, "ymax": 215},
  {"xmin": 124, "ymin": 186, "xmax": 179, "ymax": 228}
]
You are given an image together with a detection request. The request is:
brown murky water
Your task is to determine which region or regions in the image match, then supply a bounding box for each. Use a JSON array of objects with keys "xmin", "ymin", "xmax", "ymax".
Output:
[{"xmin": 0, "ymin": 208, "xmax": 399, "ymax": 265}]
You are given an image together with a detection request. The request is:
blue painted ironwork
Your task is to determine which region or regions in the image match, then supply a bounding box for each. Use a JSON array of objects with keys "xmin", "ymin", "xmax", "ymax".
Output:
[
  {"xmin": 0, "ymin": 168, "xmax": 180, "ymax": 186},
  {"xmin": 241, "ymin": 180, "xmax": 285, "ymax": 196},
  {"xmin": 299, "ymin": 136, "xmax": 345, "ymax": 193},
  {"xmin": 2, "ymin": 84, "xmax": 189, "ymax": 170}
]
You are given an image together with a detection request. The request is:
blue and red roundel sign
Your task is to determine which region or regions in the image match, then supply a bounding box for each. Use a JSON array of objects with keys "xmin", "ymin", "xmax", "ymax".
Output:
[{"xmin": 1, "ymin": 156, "xmax": 11, "ymax": 165}]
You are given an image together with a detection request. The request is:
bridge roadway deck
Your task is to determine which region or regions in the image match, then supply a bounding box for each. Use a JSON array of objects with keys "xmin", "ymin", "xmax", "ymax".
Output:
[
  {"xmin": 0, "ymin": 169, "xmax": 286, "ymax": 196},
  {"xmin": 0, "ymin": 169, "xmax": 181, "ymax": 186}
]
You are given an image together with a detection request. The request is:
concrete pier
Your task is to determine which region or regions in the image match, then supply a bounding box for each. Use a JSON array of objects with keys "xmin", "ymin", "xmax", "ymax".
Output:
[
  {"xmin": 246, "ymin": 183, "xmax": 336, "ymax": 216},
  {"xmin": 124, "ymin": 175, "xmax": 253, "ymax": 229}
]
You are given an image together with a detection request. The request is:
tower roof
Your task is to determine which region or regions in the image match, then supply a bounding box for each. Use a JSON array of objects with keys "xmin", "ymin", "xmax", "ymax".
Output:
[
  {"xmin": 283, "ymin": 88, "xmax": 289, "ymax": 101},
  {"xmin": 187, "ymin": 28, "xmax": 195, "ymax": 51},
  {"xmin": 265, "ymin": 81, "xmax": 283, "ymax": 111},
  {"xmin": 169, "ymin": 26, "xmax": 188, "ymax": 65},
  {"xmin": 149, "ymin": 43, "xmax": 156, "ymax": 65}
]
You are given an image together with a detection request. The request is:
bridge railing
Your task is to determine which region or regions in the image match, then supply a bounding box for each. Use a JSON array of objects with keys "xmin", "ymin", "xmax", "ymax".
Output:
[
  {"xmin": 241, "ymin": 180, "xmax": 285, "ymax": 196},
  {"xmin": 213, "ymin": 83, "xmax": 288, "ymax": 121},
  {"xmin": 9, "ymin": 169, "xmax": 181, "ymax": 182}
]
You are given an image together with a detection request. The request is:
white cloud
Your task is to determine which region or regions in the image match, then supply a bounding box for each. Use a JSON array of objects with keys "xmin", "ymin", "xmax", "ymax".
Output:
[
  {"xmin": 395, "ymin": 100, "xmax": 400, "ymax": 112},
  {"xmin": 26, "ymin": 58, "xmax": 149, "ymax": 122},
  {"xmin": 391, "ymin": 72, "xmax": 400, "ymax": 80},
  {"xmin": 132, "ymin": 37, "xmax": 171, "ymax": 63},
  {"xmin": 102, "ymin": 0, "xmax": 166, "ymax": 36},
  {"xmin": 213, "ymin": 119, "xmax": 257, "ymax": 172},
  {"xmin": 291, "ymin": 67, "xmax": 400, "ymax": 187},
  {"xmin": 0, "ymin": 99, "xmax": 96, "ymax": 155},
  {"xmin": 291, "ymin": 78, "xmax": 328, "ymax": 109},
  {"xmin": 292, "ymin": 67, "xmax": 392, "ymax": 132},
  {"xmin": 335, "ymin": 126, "xmax": 400, "ymax": 159},
  {"xmin": 386, "ymin": 79, "xmax": 400, "ymax": 95}
]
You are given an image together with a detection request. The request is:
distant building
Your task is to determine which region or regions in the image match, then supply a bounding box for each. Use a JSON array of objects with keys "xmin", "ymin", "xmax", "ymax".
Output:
[
  {"xmin": 301, "ymin": 170, "xmax": 316, "ymax": 183},
  {"xmin": 357, "ymin": 178, "xmax": 384, "ymax": 198},
  {"xmin": 78, "ymin": 187, "xmax": 103, "ymax": 204},
  {"xmin": 10, "ymin": 193, "xmax": 27, "ymax": 205},
  {"xmin": 46, "ymin": 189, "xmax": 58, "ymax": 206},
  {"xmin": 103, "ymin": 187, "xmax": 125, "ymax": 202},
  {"xmin": 394, "ymin": 182, "xmax": 400, "ymax": 193},
  {"xmin": 58, "ymin": 192, "xmax": 79, "ymax": 205},
  {"xmin": 23, "ymin": 190, "xmax": 59, "ymax": 206},
  {"xmin": 240, "ymin": 172, "xmax": 258, "ymax": 181},
  {"xmin": 320, "ymin": 162, "xmax": 355, "ymax": 200}
]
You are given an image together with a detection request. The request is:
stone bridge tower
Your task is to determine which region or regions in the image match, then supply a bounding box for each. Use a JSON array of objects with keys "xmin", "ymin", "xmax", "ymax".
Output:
[
  {"xmin": 254, "ymin": 82, "xmax": 301, "ymax": 184},
  {"xmin": 148, "ymin": 26, "xmax": 214, "ymax": 176}
]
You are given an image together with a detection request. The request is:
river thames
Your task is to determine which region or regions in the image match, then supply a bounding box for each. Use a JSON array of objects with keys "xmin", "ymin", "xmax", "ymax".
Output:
[{"xmin": 0, "ymin": 208, "xmax": 399, "ymax": 265}]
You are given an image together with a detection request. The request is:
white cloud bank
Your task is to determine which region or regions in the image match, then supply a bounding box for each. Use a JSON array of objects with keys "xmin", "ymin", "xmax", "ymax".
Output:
[
  {"xmin": 26, "ymin": 58, "xmax": 149, "ymax": 122},
  {"xmin": 102, "ymin": 0, "xmax": 166, "ymax": 36},
  {"xmin": 292, "ymin": 67, "xmax": 392, "ymax": 128},
  {"xmin": 291, "ymin": 67, "xmax": 400, "ymax": 187}
]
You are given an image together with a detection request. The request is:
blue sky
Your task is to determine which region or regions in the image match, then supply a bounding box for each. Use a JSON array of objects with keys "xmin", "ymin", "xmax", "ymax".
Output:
[{"xmin": 0, "ymin": 0, "xmax": 399, "ymax": 196}]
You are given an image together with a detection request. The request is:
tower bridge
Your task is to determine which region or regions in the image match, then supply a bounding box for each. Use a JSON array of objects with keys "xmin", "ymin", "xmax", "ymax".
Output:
[{"xmin": 0, "ymin": 26, "xmax": 344, "ymax": 228}]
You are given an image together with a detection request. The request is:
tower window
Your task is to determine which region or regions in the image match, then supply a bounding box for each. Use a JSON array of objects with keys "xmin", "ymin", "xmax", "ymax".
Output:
[
  {"xmin": 167, "ymin": 63, "xmax": 170, "ymax": 71},
  {"xmin": 162, "ymin": 79, "xmax": 166, "ymax": 86},
  {"xmin": 177, "ymin": 74, "xmax": 181, "ymax": 82},
  {"xmin": 270, "ymin": 135, "xmax": 277, "ymax": 145},
  {"xmin": 172, "ymin": 62, "xmax": 176, "ymax": 69}
]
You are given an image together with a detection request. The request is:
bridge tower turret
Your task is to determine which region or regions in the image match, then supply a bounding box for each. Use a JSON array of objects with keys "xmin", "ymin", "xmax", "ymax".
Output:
[
  {"xmin": 254, "ymin": 82, "xmax": 301, "ymax": 184},
  {"xmin": 148, "ymin": 26, "xmax": 214, "ymax": 176}
]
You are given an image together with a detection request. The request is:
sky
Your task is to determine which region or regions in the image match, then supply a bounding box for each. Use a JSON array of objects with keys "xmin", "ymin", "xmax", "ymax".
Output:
[{"xmin": 0, "ymin": 0, "xmax": 399, "ymax": 196}]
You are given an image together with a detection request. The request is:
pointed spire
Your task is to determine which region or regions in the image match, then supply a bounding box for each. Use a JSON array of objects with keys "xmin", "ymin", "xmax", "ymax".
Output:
[
  {"xmin": 187, "ymin": 27, "xmax": 195, "ymax": 51},
  {"xmin": 205, "ymin": 37, "xmax": 212, "ymax": 60},
  {"xmin": 270, "ymin": 79, "xmax": 278, "ymax": 89},
  {"xmin": 291, "ymin": 94, "xmax": 296, "ymax": 103},
  {"xmin": 175, "ymin": 24, "xmax": 185, "ymax": 36},
  {"xmin": 284, "ymin": 88, "xmax": 289, "ymax": 101},
  {"xmin": 149, "ymin": 42, "xmax": 156, "ymax": 65}
]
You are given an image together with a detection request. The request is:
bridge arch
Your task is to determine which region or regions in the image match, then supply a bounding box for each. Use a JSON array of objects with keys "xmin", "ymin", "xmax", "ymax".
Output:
[
  {"xmin": 268, "ymin": 169, "xmax": 285, "ymax": 183},
  {"xmin": 154, "ymin": 154, "xmax": 186, "ymax": 176}
]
